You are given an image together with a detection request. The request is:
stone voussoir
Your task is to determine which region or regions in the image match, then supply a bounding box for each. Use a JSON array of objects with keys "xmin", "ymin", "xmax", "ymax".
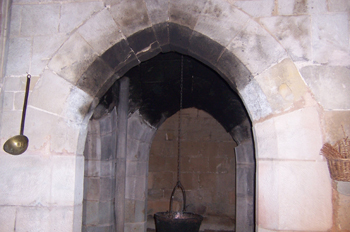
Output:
[
  {"xmin": 254, "ymin": 58, "xmax": 308, "ymax": 113},
  {"xmin": 227, "ymin": 18, "xmax": 288, "ymax": 77},
  {"xmin": 168, "ymin": 0, "xmax": 208, "ymax": 30},
  {"xmin": 48, "ymin": 32, "xmax": 96, "ymax": 85},
  {"xmin": 195, "ymin": 0, "xmax": 251, "ymax": 47},
  {"xmin": 78, "ymin": 8, "xmax": 124, "ymax": 56},
  {"xmin": 108, "ymin": 0, "xmax": 152, "ymax": 38},
  {"xmin": 144, "ymin": 0, "xmax": 169, "ymax": 25}
]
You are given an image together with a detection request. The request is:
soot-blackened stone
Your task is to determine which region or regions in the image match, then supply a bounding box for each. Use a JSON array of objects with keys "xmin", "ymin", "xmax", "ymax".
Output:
[
  {"xmin": 188, "ymin": 31, "xmax": 226, "ymax": 67},
  {"xmin": 92, "ymin": 80, "xmax": 120, "ymax": 120},
  {"xmin": 189, "ymin": 63, "xmax": 248, "ymax": 132},
  {"xmin": 95, "ymin": 73, "xmax": 119, "ymax": 99},
  {"xmin": 152, "ymin": 22, "xmax": 170, "ymax": 52},
  {"xmin": 216, "ymin": 49, "xmax": 252, "ymax": 90},
  {"xmin": 236, "ymin": 165, "xmax": 255, "ymax": 197},
  {"xmin": 125, "ymin": 52, "xmax": 248, "ymax": 131},
  {"xmin": 115, "ymin": 56, "xmax": 140, "ymax": 78},
  {"xmin": 96, "ymin": 51, "xmax": 250, "ymax": 132},
  {"xmin": 127, "ymin": 27, "xmax": 157, "ymax": 54},
  {"xmin": 127, "ymin": 27, "xmax": 162, "ymax": 62},
  {"xmin": 77, "ymin": 58, "xmax": 115, "ymax": 96},
  {"xmin": 169, "ymin": 23, "xmax": 193, "ymax": 54},
  {"xmin": 101, "ymin": 39, "xmax": 135, "ymax": 70},
  {"xmin": 137, "ymin": 42, "xmax": 162, "ymax": 63}
]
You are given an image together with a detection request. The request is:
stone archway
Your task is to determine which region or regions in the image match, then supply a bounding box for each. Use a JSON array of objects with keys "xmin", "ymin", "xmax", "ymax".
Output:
[
  {"xmin": 1, "ymin": 0, "xmax": 333, "ymax": 231},
  {"xmin": 34, "ymin": 0, "xmax": 289, "ymax": 124},
  {"xmin": 82, "ymin": 51, "xmax": 256, "ymax": 232}
]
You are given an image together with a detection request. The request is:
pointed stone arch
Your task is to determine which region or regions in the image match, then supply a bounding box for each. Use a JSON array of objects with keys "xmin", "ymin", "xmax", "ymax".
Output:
[
  {"xmin": 31, "ymin": 0, "xmax": 289, "ymax": 127},
  {"xmin": 20, "ymin": 1, "xmax": 332, "ymax": 232}
]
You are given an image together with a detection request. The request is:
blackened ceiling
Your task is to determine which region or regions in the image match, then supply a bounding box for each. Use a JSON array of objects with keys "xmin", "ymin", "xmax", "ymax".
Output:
[{"xmin": 94, "ymin": 52, "xmax": 249, "ymax": 132}]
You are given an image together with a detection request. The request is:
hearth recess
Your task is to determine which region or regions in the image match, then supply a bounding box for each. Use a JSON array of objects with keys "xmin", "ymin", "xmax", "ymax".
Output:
[{"xmin": 82, "ymin": 52, "xmax": 255, "ymax": 232}]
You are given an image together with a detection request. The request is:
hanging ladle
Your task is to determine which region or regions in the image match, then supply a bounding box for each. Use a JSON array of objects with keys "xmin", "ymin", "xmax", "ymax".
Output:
[{"xmin": 3, "ymin": 74, "xmax": 31, "ymax": 155}]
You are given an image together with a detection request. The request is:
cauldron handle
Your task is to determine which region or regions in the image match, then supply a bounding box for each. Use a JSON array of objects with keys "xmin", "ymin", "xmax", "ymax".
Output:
[{"xmin": 169, "ymin": 181, "xmax": 186, "ymax": 213}]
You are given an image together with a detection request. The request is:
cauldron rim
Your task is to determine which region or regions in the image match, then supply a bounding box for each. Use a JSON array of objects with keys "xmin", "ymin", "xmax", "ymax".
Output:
[{"xmin": 154, "ymin": 211, "xmax": 203, "ymax": 221}]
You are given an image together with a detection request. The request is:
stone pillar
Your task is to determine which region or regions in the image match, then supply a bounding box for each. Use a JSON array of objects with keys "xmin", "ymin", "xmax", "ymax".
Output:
[
  {"xmin": 230, "ymin": 119, "xmax": 255, "ymax": 232},
  {"xmin": 83, "ymin": 78, "xmax": 157, "ymax": 232},
  {"xmin": 125, "ymin": 110, "xmax": 156, "ymax": 232},
  {"xmin": 116, "ymin": 77, "xmax": 129, "ymax": 232},
  {"xmin": 82, "ymin": 109, "xmax": 117, "ymax": 231}
]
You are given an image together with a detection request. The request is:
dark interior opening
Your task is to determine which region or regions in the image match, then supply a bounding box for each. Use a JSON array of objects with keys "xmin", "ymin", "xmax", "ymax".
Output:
[
  {"xmin": 93, "ymin": 52, "xmax": 249, "ymax": 132},
  {"xmin": 85, "ymin": 51, "xmax": 255, "ymax": 232}
]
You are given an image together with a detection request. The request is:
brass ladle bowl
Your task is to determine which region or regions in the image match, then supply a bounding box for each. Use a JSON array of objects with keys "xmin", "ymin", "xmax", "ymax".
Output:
[{"xmin": 3, "ymin": 74, "xmax": 31, "ymax": 155}]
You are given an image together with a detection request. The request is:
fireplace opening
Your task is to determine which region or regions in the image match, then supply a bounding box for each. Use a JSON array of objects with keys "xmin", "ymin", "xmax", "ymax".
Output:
[
  {"xmin": 82, "ymin": 52, "xmax": 255, "ymax": 232},
  {"xmin": 147, "ymin": 108, "xmax": 237, "ymax": 232}
]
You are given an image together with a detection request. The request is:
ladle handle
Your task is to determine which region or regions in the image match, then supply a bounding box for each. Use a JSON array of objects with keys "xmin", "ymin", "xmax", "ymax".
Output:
[
  {"xmin": 169, "ymin": 181, "xmax": 186, "ymax": 213},
  {"xmin": 20, "ymin": 74, "xmax": 31, "ymax": 135}
]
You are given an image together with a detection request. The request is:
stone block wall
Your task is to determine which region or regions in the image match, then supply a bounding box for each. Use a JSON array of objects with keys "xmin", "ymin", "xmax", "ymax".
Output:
[
  {"xmin": 334, "ymin": 181, "xmax": 350, "ymax": 231},
  {"xmin": 1, "ymin": 0, "xmax": 349, "ymax": 231},
  {"xmin": 0, "ymin": 0, "xmax": 11, "ymax": 97},
  {"xmin": 82, "ymin": 110, "xmax": 117, "ymax": 232},
  {"xmin": 124, "ymin": 110, "xmax": 157, "ymax": 232},
  {"xmin": 147, "ymin": 108, "xmax": 237, "ymax": 231}
]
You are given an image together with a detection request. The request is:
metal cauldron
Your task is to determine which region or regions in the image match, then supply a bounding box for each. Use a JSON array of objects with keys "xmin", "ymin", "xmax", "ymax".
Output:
[
  {"xmin": 154, "ymin": 181, "xmax": 203, "ymax": 232},
  {"xmin": 154, "ymin": 211, "xmax": 203, "ymax": 232}
]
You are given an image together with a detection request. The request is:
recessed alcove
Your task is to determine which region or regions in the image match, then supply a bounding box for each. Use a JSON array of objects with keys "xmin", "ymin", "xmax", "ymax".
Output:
[
  {"xmin": 82, "ymin": 52, "xmax": 255, "ymax": 232},
  {"xmin": 146, "ymin": 108, "xmax": 237, "ymax": 232}
]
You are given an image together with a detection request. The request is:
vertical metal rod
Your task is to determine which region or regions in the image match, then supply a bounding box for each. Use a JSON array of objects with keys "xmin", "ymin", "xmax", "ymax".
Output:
[{"xmin": 20, "ymin": 74, "xmax": 31, "ymax": 135}]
